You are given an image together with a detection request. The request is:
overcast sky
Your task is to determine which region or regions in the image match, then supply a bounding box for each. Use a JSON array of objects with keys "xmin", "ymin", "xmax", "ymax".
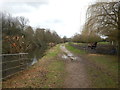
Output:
[{"xmin": 1, "ymin": 0, "xmax": 97, "ymax": 38}]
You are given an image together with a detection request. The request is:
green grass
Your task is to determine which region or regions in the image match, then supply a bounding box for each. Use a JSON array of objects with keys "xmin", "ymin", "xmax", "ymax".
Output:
[
  {"xmin": 44, "ymin": 60, "xmax": 65, "ymax": 88},
  {"xmin": 46, "ymin": 44, "xmax": 60, "ymax": 57},
  {"xmin": 65, "ymin": 43, "xmax": 86, "ymax": 55},
  {"xmin": 98, "ymin": 42, "xmax": 110, "ymax": 45},
  {"xmin": 41, "ymin": 44, "xmax": 66, "ymax": 88},
  {"xmin": 87, "ymin": 55, "xmax": 118, "ymax": 73},
  {"xmin": 87, "ymin": 66, "xmax": 118, "ymax": 88},
  {"xmin": 73, "ymin": 41, "xmax": 110, "ymax": 45},
  {"xmin": 86, "ymin": 54, "xmax": 118, "ymax": 88},
  {"xmin": 74, "ymin": 42, "xmax": 86, "ymax": 45}
]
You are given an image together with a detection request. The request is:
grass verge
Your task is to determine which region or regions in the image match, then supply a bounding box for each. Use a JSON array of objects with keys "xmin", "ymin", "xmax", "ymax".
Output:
[
  {"xmin": 2, "ymin": 44, "xmax": 65, "ymax": 88},
  {"xmin": 65, "ymin": 43, "xmax": 86, "ymax": 55},
  {"xmin": 86, "ymin": 54, "xmax": 118, "ymax": 88},
  {"xmin": 65, "ymin": 43, "xmax": 118, "ymax": 88}
]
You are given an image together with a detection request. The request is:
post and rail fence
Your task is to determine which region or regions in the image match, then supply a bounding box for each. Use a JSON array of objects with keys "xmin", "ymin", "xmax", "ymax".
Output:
[{"xmin": 0, "ymin": 53, "xmax": 33, "ymax": 81}]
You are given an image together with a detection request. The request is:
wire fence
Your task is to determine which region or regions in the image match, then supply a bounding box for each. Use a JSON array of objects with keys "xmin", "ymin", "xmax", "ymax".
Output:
[{"xmin": 1, "ymin": 53, "xmax": 33, "ymax": 80}]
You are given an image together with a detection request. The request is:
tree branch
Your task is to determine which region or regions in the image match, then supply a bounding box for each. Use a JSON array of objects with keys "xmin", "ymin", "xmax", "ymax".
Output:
[{"xmin": 102, "ymin": 4, "xmax": 117, "ymax": 24}]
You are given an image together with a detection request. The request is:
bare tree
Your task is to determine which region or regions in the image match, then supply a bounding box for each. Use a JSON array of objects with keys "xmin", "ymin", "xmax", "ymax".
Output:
[
  {"xmin": 2, "ymin": 12, "xmax": 62, "ymax": 54},
  {"xmin": 17, "ymin": 16, "xmax": 29, "ymax": 30},
  {"xmin": 85, "ymin": 1, "xmax": 119, "ymax": 44}
]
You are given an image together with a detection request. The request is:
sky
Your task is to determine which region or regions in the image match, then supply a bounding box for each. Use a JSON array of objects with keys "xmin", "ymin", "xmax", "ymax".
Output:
[{"xmin": 0, "ymin": 0, "xmax": 98, "ymax": 38}]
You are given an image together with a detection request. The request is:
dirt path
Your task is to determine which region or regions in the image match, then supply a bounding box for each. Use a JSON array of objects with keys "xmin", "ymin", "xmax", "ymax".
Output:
[{"xmin": 60, "ymin": 45, "xmax": 90, "ymax": 88}]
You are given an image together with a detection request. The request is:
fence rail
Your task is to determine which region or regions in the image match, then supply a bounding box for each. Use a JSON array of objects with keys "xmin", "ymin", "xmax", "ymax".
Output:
[
  {"xmin": 1, "ymin": 58, "xmax": 29, "ymax": 64},
  {"xmin": 0, "ymin": 53, "xmax": 28, "ymax": 56},
  {"xmin": 0, "ymin": 53, "xmax": 34, "ymax": 80}
]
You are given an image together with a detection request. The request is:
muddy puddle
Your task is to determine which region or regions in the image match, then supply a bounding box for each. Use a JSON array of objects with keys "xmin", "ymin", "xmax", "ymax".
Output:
[
  {"xmin": 62, "ymin": 54, "xmax": 69, "ymax": 59},
  {"xmin": 60, "ymin": 45, "xmax": 79, "ymax": 61}
]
